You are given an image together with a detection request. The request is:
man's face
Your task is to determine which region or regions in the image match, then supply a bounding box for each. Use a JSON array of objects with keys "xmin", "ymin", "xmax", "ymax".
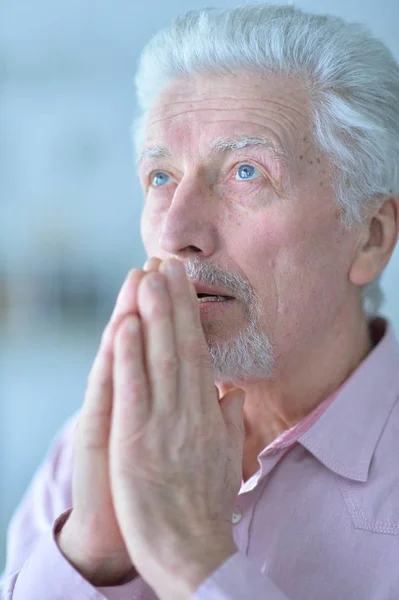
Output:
[{"xmin": 138, "ymin": 73, "xmax": 358, "ymax": 381}]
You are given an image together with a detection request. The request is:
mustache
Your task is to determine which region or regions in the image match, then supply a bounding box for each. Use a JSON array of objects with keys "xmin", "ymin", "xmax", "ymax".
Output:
[{"xmin": 184, "ymin": 256, "xmax": 255, "ymax": 305}]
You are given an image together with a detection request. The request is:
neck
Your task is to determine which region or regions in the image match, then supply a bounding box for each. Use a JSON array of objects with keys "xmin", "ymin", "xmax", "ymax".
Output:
[{"xmin": 217, "ymin": 299, "xmax": 373, "ymax": 480}]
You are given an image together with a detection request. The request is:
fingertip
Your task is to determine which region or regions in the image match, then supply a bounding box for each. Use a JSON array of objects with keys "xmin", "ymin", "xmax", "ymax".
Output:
[
  {"xmin": 158, "ymin": 260, "xmax": 168, "ymax": 276},
  {"xmin": 144, "ymin": 257, "xmax": 162, "ymax": 272},
  {"xmin": 126, "ymin": 314, "xmax": 140, "ymax": 335},
  {"xmin": 111, "ymin": 269, "xmax": 145, "ymax": 322}
]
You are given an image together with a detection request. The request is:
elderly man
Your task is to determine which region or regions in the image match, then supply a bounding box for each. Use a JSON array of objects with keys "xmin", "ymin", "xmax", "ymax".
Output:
[{"xmin": 2, "ymin": 4, "xmax": 399, "ymax": 600}]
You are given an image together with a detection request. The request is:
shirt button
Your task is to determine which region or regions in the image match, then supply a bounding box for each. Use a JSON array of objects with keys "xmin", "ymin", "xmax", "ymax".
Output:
[{"xmin": 232, "ymin": 507, "xmax": 243, "ymax": 524}]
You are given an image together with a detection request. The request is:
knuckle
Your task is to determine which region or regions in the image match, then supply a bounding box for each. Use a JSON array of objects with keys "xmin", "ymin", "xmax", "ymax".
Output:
[
  {"xmin": 86, "ymin": 357, "xmax": 111, "ymax": 394},
  {"xmin": 88, "ymin": 373, "xmax": 110, "ymax": 397},
  {"xmin": 151, "ymin": 303, "xmax": 172, "ymax": 319},
  {"xmin": 154, "ymin": 355, "xmax": 179, "ymax": 378},
  {"xmin": 119, "ymin": 378, "xmax": 143, "ymax": 399},
  {"xmin": 75, "ymin": 408, "xmax": 110, "ymax": 450},
  {"xmin": 125, "ymin": 268, "xmax": 142, "ymax": 287}
]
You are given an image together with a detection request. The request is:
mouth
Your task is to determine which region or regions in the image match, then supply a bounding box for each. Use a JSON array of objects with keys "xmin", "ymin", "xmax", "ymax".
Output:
[
  {"xmin": 193, "ymin": 281, "xmax": 235, "ymax": 303},
  {"xmin": 197, "ymin": 293, "xmax": 235, "ymax": 303}
]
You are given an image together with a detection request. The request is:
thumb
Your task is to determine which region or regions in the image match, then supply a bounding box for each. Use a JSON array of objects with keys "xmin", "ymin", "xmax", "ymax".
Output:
[{"xmin": 219, "ymin": 388, "xmax": 245, "ymax": 445}]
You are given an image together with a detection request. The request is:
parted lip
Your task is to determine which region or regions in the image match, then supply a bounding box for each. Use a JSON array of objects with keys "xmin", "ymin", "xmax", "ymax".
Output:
[{"xmin": 192, "ymin": 282, "xmax": 235, "ymax": 299}]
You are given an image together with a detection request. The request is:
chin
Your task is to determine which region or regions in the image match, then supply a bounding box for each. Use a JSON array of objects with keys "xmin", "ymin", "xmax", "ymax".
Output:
[{"xmin": 205, "ymin": 324, "xmax": 275, "ymax": 381}]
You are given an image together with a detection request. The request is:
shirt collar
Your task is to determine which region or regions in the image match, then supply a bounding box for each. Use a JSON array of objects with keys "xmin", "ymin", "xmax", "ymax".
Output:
[{"xmin": 298, "ymin": 318, "xmax": 399, "ymax": 482}]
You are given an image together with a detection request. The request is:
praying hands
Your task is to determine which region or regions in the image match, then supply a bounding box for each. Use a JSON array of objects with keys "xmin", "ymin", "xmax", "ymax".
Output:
[{"xmin": 57, "ymin": 257, "xmax": 245, "ymax": 600}]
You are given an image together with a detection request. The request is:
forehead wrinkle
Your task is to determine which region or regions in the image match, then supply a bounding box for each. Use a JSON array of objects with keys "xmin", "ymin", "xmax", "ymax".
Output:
[
  {"xmin": 252, "ymin": 106, "xmax": 306, "ymax": 138},
  {"xmin": 148, "ymin": 105, "xmax": 240, "ymax": 128},
  {"xmin": 152, "ymin": 95, "xmax": 303, "ymax": 114},
  {"xmin": 250, "ymin": 96, "xmax": 308, "ymax": 121},
  {"xmin": 153, "ymin": 95, "xmax": 265, "ymax": 107},
  {"xmin": 151, "ymin": 91, "xmax": 307, "ymax": 123},
  {"xmin": 148, "ymin": 95, "xmax": 306, "ymax": 130},
  {"xmin": 145, "ymin": 105, "xmax": 299, "ymax": 164}
]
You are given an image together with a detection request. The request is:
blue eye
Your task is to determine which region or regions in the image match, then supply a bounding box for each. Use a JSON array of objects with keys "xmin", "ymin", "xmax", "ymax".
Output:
[
  {"xmin": 235, "ymin": 164, "xmax": 260, "ymax": 181},
  {"xmin": 151, "ymin": 172, "xmax": 170, "ymax": 186}
]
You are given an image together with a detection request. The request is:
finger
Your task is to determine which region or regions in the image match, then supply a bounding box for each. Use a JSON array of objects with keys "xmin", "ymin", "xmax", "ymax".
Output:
[
  {"xmin": 160, "ymin": 259, "xmax": 214, "ymax": 408},
  {"xmin": 109, "ymin": 269, "xmax": 145, "ymax": 327},
  {"xmin": 109, "ymin": 318, "xmax": 149, "ymax": 561},
  {"xmin": 219, "ymin": 389, "xmax": 245, "ymax": 447},
  {"xmin": 112, "ymin": 314, "xmax": 150, "ymax": 446},
  {"xmin": 219, "ymin": 389, "xmax": 245, "ymax": 490},
  {"xmin": 137, "ymin": 271, "xmax": 178, "ymax": 417},
  {"xmin": 143, "ymin": 257, "xmax": 162, "ymax": 272},
  {"xmin": 83, "ymin": 268, "xmax": 145, "ymax": 422},
  {"xmin": 100, "ymin": 268, "xmax": 146, "ymax": 354}
]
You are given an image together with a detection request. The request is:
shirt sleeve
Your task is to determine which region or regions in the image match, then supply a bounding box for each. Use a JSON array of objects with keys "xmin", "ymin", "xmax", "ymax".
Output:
[
  {"xmin": 192, "ymin": 552, "xmax": 290, "ymax": 600},
  {"xmin": 0, "ymin": 412, "xmax": 158, "ymax": 600}
]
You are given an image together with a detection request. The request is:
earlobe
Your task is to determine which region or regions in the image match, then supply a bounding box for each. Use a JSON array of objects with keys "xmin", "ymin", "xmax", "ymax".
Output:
[
  {"xmin": 348, "ymin": 231, "xmax": 376, "ymax": 287},
  {"xmin": 349, "ymin": 197, "xmax": 399, "ymax": 287}
]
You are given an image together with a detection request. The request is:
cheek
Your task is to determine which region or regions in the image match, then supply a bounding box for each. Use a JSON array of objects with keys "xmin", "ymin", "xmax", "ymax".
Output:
[
  {"xmin": 273, "ymin": 222, "xmax": 351, "ymax": 323},
  {"xmin": 227, "ymin": 219, "xmax": 283, "ymax": 325},
  {"xmin": 238, "ymin": 214, "xmax": 291, "ymax": 266},
  {"xmin": 243, "ymin": 213, "xmax": 350, "ymax": 321}
]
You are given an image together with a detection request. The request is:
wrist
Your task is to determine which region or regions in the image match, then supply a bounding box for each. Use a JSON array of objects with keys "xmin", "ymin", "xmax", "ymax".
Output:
[
  {"xmin": 179, "ymin": 543, "xmax": 237, "ymax": 594},
  {"xmin": 55, "ymin": 512, "xmax": 137, "ymax": 587},
  {"xmin": 147, "ymin": 537, "xmax": 237, "ymax": 600}
]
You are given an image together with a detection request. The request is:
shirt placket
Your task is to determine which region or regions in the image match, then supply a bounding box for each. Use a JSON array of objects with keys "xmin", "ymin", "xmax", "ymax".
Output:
[
  {"xmin": 231, "ymin": 486, "xmax": 260, "ymax": 555},
  {"xmin": 232, "ymin": 447, "xmax": 294, "ymax": 555}
]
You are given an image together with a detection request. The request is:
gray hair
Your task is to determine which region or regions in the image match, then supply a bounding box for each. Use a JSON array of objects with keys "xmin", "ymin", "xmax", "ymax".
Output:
[{"xmin": 133, "ymin": 3, "xmax": 399, "ymax": 316}]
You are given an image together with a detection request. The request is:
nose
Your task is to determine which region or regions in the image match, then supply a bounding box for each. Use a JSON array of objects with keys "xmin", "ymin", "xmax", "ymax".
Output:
[{"xmin": 158, "ymin": 178, "xmax": 218, "ymax": 258}]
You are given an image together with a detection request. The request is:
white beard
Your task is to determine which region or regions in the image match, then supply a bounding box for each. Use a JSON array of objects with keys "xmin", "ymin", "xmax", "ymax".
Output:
[
  {"xmin": 207, "ymin": 316, "xmax": 275, "ymax": 382},
  {"xmin": 185, "ymin": 256, "xmax": 275, "ymax": 382}
]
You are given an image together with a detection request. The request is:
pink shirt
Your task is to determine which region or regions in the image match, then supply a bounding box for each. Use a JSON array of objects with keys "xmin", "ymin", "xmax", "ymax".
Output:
[{"xmin": 2, "ymin": 318, "xmax": 399, "ymax": 600}]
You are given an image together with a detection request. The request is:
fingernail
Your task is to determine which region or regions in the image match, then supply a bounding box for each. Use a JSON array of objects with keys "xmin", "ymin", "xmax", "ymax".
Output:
[
  {"xmin": 127, "ymin": 315, "xmax": 140, "ymax": 334},
  {"xmin": 166, "ymin": 259, "xmax": 185, "ymax": 279},
  {"xmin": 147, "ymin": 273, "xmax": 166, "ymax": 292}
]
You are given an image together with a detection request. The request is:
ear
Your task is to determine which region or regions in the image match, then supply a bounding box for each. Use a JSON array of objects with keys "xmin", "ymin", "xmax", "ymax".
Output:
[{"xmin": 349, "ymin": 196, "xmax": 399, "ymax": 286}]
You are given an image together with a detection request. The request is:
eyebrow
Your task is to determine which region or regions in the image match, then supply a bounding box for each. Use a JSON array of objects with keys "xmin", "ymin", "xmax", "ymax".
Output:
[
  {"xmin": 137, "ymin": 135, "xmax": 288, "ymax": 165},
  {"xmin": 211, "ymin": 136, "xmax": 287, "ymax": 162},
  {"xmin": 138, "ymin": 145, "xmax": 172, "ymax": 163}
]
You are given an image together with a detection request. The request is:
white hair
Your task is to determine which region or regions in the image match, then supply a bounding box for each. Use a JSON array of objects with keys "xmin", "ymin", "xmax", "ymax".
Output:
[{"xmin": 133, "ymin": 3, "xmax": 399, "ymax": 316}]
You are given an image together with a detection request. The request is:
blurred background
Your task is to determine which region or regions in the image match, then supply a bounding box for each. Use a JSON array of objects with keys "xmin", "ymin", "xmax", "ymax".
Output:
[{"xmin": 1, "ymin": 0, "xmax": 398, "ymax": 572}]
